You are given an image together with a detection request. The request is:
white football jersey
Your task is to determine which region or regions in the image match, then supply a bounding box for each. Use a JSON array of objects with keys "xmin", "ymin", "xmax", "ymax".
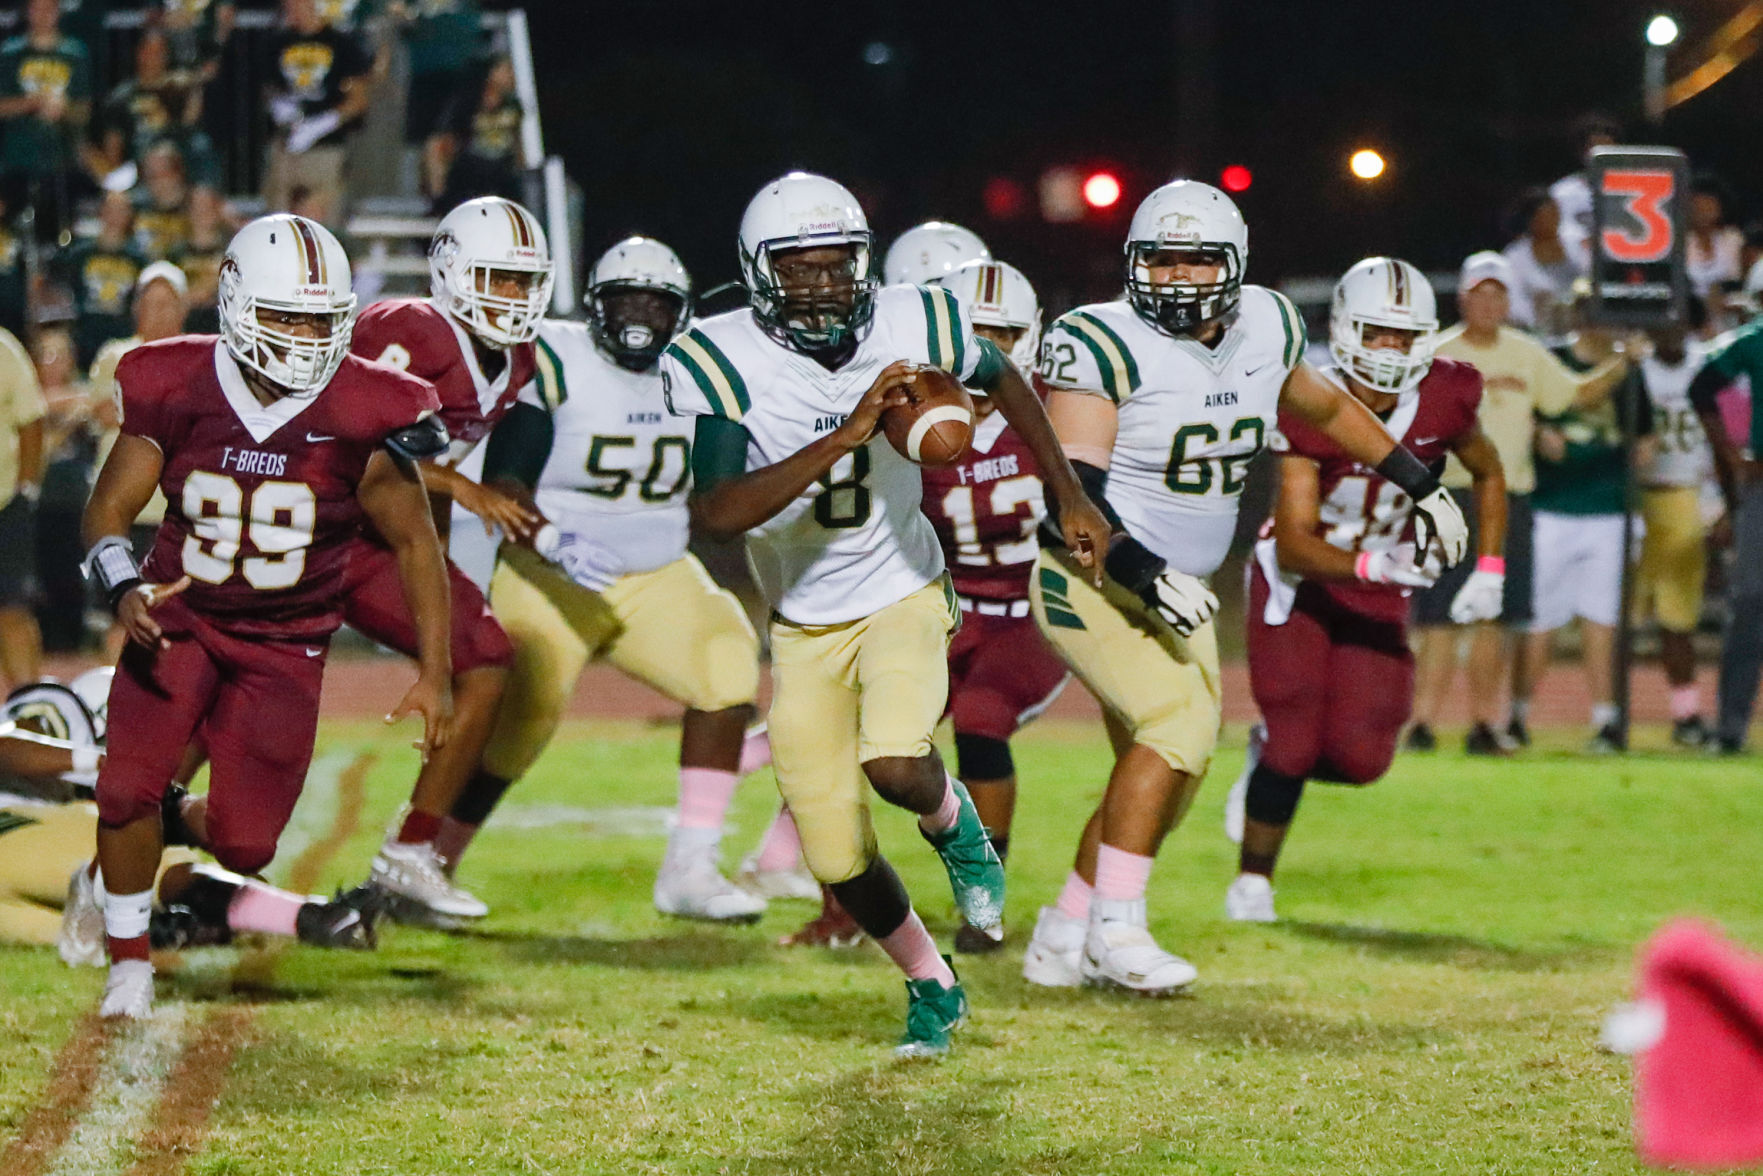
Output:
[
  {"xmin": 1641, "ymin": 341, "xmax": 1712, "ymax": 488},
  {"xmin": 661, "ymin": 284, "xmax": 984, "ymax": 624},
  {"xmin": 1038, "ymin": 285, "xmax": 1305, "ymax": 577},
  {"xmin": 520, "ymin": 320, "xmax": 693, "ymax": 577}
]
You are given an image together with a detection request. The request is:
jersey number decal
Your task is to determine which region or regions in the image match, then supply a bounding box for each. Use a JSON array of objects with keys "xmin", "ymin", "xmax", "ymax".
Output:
[
  {"xmin": 942, "ymin": 475, "xmax": 1042, "ymax": 565},
  {"xmin": 582, "ymin": 436, "xmax": 691, "ymax": 502},
  {"xmin": 1323, "ymin": 475, "xmax": 1411, "ymax": 550},
  {"xmin": 814, "ymin": 446, "xmax": 871, "ymax": 529},
  {"xmin": 1038, "ymin": 342, "xmax": 1079, "ymax": 384},
  {"xmin": 181, "ymin": 472, "xmax": 317, "ymax": 590},
  {"xmin": 1659, "ymin": 406, "xmax": 1704, "ymax": 455},
  {"xmin": 1164, "ymin": 417, "xmax": 1265, "ymax": 495}
]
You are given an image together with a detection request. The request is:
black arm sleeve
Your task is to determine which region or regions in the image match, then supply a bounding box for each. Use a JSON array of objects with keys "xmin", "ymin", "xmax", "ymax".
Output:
[
  {"xmin": 384, "ymin": 414, "xmax": 450, "ymax": 462},
  {"xmin": 481, "ymin": 402, "xmax": 554, "ymax": 489},
  {"xmin": 1040, "ymin": 460, "xmax": 1167, "ymax": 594},
  {"xmin": 1373, "ymin": 444, "xmax": 1442, "ymax": 500},
  {"xmin": 1688, "ymin": 362, "xmax": 1732, "ymax": 417}
]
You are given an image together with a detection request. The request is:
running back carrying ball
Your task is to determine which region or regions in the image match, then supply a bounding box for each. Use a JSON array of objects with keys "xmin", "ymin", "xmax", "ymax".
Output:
[{"xmin": 882, "ymin": 366, "xmax": 974, "ymax": 466}]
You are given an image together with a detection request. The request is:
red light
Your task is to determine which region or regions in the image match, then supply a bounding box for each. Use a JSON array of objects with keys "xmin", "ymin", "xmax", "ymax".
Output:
[
  {"xmin": 1220, "ymin": 164, "xmax": 1252, "ymax": 193},
  {"xmin": 983, "ymin": 176, "xmax": 1028, "ymax": 220},
  {"xmin": 1082, "ymin": 172, "xmax": 1121, "ymax": 209}
]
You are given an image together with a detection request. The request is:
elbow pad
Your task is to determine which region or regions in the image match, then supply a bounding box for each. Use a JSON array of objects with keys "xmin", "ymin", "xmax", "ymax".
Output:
[{"xmin": 384, "ymin": 414, "xmax": 451, "ymax": 462}]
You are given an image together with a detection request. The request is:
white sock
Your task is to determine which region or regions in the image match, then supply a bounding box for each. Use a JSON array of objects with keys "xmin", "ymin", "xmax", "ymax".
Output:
[
  {"xmin": 103, "ymin": 888, "xmax": 153, "ymax": 942},
  {"xmin": 1592, "ymin": 702, "xmax": 1620, "ymax": 731},
  {"xmin": 1509, "ymin": 699, "xmax": 1530, "ymax": 724}
]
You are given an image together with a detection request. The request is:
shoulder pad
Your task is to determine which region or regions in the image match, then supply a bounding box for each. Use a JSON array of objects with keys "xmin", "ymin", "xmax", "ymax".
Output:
[{"xmin": 384, "ymin": 412, "xmax": 450, "ymax": 461}]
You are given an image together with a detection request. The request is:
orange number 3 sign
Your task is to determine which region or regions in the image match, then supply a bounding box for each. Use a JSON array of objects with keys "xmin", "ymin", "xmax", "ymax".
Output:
[{"xmin": 1601, "ymin": 169, "xmax": 1675, "ymax": 263}]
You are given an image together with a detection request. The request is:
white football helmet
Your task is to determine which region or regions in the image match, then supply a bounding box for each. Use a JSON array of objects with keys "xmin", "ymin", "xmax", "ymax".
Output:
[
  {"xmin": 584, "ymin": 236, "xmax": 692, "ymax": 370},
  {"xmin": 946, "ymin": 259, "xmax": 1041, "ymax": 370},
  {"xmin": 430, "ymin": 196, "xmax": 554, "ymax": 349},
  {"xmin": 69, "ymin": 667, "xmax": 114, "ymax": 742},
  {"xmin": 1330, "ymin": 257, "xmax": 1439, "ymax": 394},
  {"xmin": 218, "ymin": 214, "xmax": 356, "ymax": 397},
  {"xmin": 738, "ymin": 171, "xmax": 878, "ymax": 355},
  {"xmin": 2, "ymin": 681, "xmax": 102, "ymax": 747},
  {"xmin": 884, "ymin": 221, "xmax": 990, "ymax": 287},
  {"xmin": 1124, "ymin": 180, "xmax": 1247, "ymax": 336}
]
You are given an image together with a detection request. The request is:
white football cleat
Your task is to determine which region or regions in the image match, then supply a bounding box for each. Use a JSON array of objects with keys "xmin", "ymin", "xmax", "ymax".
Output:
[
  {"xmin": 59, "ymin": 864, "xmax": 107, "ymax": 968},
  {"xmin": 1224, "ymin": 873, "xmax": 1277, "ymax": 923},
  {"xmin": 370, "ymin": 840, "xmax": 490, "ymax": 922},
  {"xmin": 1224, "ymin": 723, "xmax": 1264, "ymax": 845},
  {"xmin": 100, "ymin": 959, "xmax": 154, "ymax": 1019},
  {"xmin": 1021, "ymin": 905, "xmax": 1086, "ymax": 988},
  {"xmin": 655, "ymin": 854, "xmax": 767, "ymax": 923},
  {"xmin": 1081, "ymin": 898, "xmax": 1198, "ymax": 996},
  {"xmin": 735, "ymin": 854, "xmax": 821, "ymax": 902}
]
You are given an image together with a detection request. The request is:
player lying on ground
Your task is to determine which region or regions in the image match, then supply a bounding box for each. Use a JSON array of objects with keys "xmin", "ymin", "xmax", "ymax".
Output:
[
  {"xmin": 665, "ymin": 171, "xmax": 1110, "ymax": 1056},
  {"xmin": 1222, "ymin": 257, "xmax": 1507, "ymax": 923},
  {"xmin": 460, "ymin": 236, "xmax": 812, "ymax": 923},
  {"xmin": 83, "ymin": 214, "xmax": 454, "ymax": 1019},
  {"xmin": 1023, "ymin": 185, "xmax": 1470, "ymax": 995}
]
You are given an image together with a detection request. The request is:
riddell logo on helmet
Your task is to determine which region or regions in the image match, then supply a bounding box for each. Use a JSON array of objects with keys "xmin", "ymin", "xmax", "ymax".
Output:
[
  {"xmin": 293, "ymin": 286, "xmax": 332, "ymax": 297},
  {"xmin": 1155, "ymin": 212, "xmax": 1202, "ymax": 242}
]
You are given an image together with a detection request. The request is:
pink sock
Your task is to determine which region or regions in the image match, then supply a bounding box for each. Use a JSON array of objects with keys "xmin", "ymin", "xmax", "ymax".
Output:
[
  {"xmin": 676, "ymin": 767, "xmax": 739, "ymax": 830},
  {"xmin": 753, "ymin": 805, "xmax": 803, "ymax": 873},
  {"xmin": 227, "ymin": 880, "xmax": 304, "ymax": 937},
  {"xmin": 1055, "ymin": 871, "xmax": 1093, "ymax": 921},
  {"xmin": 878, "ymin": 911, "xmax": 956, "ymax": 987},
  {"xmin": 1671, "ymin": 685, "xmax": 1701, "ymax": 721},
  {"xmin": 432, "ymin": 816, "xmax": 479, "ymax": 871},
  {"xmin": 739, "ymin": 728, "xmax": 772, "ymax": 776},
  {"xmin": 918, "ymin": 775, "xmax": 963, "ymax": 834},
  {"xmin": 1093, "ymin": 844, "xmax": 1154, "ymax": 903}
]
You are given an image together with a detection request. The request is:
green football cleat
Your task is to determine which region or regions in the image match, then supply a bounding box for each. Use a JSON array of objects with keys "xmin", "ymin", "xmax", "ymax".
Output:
[
  {"xmin": 921, "ymin": 780, "xmax": 1006, "ymax": 937},
  {"xmin": 895, "ymin": 970, "xmax": 967, "ymax": 1059}
]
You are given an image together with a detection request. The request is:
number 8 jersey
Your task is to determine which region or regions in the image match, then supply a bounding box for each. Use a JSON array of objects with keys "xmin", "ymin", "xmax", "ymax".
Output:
[
  {"xmin": 118, "ymin": 336, "xmax": 441, "ymax": 640},
  {"xmin": 661, "ymin": 284, "xmax": 985, "ymax": 625},
  {"xmin": 1038, "ymin": 284, "xmax": 1305, "ymax": 578}
]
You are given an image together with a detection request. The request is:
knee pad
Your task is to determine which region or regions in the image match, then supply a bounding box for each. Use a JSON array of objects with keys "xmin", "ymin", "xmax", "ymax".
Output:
[
  {"xmin": 828, "ymin": 856, "xmax": 910, "ymax": 939},
  {"xmin": 953, "ymin": 732, "xmax": 1013, "ymax": 781},
  {"xmin": 1244, "ymin": 764, "xmax": 1305, "ymax": 826},
  {"xmin": 210, "ymin": 841, "xmax": 275, "ymax": 876}
]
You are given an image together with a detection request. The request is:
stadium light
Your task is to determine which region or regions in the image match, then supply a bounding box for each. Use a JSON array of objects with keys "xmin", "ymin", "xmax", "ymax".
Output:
[
  {"xmin": 1646, "ymin": 14, "xmax": 1679, "ymax": 46},
  {"xmin": 1220, "ymin": 164, "xmax": 1252, "ymax": 193},
  {"xmin": 1349, "ymin": 149, "xmax": 1386, "ymax": 181},
  {"xmin": 1082, "ymin": 171, "xmax": 1122, "ymax": 209}
]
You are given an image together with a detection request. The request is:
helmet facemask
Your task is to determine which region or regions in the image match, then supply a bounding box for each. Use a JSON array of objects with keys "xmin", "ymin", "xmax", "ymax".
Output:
[
  {"xmin": 432, "ymin": 230, "xmax": 555, "ymax": 349},
  {"xmin": 744, "ymin": 238, "xmax": 878, "ymax": 362},
  {"xmin": 1331, "ymin": 319, "xmax": 1437, "ymax": 394},
  {"xmin": 1125, "ymin": 243, "xmax": 1243, "ymax": 337},
  {"xmin": 218, "ymin": 258, "xmax": 356, "ymax": 397},
  {"xmin": 587, "ymin": 283, "xmax": 690, "ymax": 372}
]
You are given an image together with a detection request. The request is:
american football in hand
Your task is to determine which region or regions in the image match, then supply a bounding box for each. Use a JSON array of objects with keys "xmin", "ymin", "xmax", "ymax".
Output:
[{"xmin": 880, "ymin": 366, "xmax": 974, "ymax": 467}]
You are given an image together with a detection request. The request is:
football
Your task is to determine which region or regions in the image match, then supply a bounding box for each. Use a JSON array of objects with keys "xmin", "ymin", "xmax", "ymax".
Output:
[{"xmin": 880, "ymin": 366, "xmax": 975, "ymax": 466}]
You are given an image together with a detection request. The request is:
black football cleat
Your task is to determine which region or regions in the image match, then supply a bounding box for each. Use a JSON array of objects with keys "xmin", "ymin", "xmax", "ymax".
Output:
[
  {"xmin": 149, "ymin": 903, "xmax": 233, "ymax": 950},
  {"xmin": 1464, "ymin": 722, "xmax": 1512, "ymax": 757},
  {"xmin": 1403, "ymin": 724, "xmax": 1437, "ymax": 752},
  {"xmin": 1505, "ymin": 717, "xmax": 1531, "ymax": 748},
  {"xmin": 1672, "ymin": 716, "xmax": 1710, "ymax": 748},
  {"xmin": 296, "ymin": 884, "xmax": 385, "ymax": 950}
]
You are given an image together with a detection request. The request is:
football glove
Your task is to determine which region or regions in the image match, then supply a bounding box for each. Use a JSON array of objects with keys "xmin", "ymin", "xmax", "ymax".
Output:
[
  {"xmin": 1142, "ymin": 569, "xmax": 1218, "ymax": 636},
  {"xmin": 1449, "ymin": 566, "xmax": 1506, "ymax": 624},
  {"xmin": 1411, "ymin": 486, "xmax": 1469, "ymax": 567},
  {"xmin": 1354, "ymin": 542, "xmax": 1443, "ymax": 589},
  {"xmin": 548, "ymin": 530, "xmax": 621, "ymax": 595}
]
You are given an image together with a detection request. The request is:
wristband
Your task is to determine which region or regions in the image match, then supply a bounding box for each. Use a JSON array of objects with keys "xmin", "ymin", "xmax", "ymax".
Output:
[
  {"xmin": 82, "ymin": 535, "xmax": 143, "ymax": 612},
  {"xmin": 70, "ymin": 746, "xmax": 100, "ymax": 774},
  {"xmin": 1354, "ymin": 551, "xmax": 1374, "ymax": 581},
  {"xmin": 1373, "ymin": 445, "xmax": 1440, "ymax": 501},
  {"xmin": 1104, "ymin": 535, "xmax": 1166, "ymax": 595},
  {"xmin": 1475, "ymin": 555, "xmax": 1506, "ymax": 575}
]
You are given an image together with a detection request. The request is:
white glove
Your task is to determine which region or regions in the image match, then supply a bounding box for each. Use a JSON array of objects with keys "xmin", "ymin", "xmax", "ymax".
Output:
[
  {"xmin": 1411, "ymin": 486, "xmax": 1469, "ymax": 567},
  {"xmin": 1143, "ymin": 568, "xmax": 1218, "ymax": 636},
  {"xmin": 286, "ymin": 110, "xmax": 342, "ymax": 154},
  {"xmin": 269, "ymin": 94, "xmax": 303, "ymax": 128},
  {"xmin": 1354, "ymin": 542, "xmax": 1442, "ymax": 589},
  {"xmin": 1449, "ymin": 564, "xmax": 1506, "ymax": 624},
  {"xmin": 546, "ymin": 529, "xmax": 621, "ymax": 594}
]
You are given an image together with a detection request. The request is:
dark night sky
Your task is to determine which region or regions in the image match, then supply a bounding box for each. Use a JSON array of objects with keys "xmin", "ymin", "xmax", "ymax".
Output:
[{"xmin": 523, "ymin": 0, "xmax": 1763, "ymax": 310}]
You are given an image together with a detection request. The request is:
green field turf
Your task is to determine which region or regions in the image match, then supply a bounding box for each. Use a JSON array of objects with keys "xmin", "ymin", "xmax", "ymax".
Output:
[{"xmin": 3, "ymin": 719, "xmax": 1758, "ymax": 1175}]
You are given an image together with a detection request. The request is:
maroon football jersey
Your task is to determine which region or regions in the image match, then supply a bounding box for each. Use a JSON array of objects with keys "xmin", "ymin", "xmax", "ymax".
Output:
[
  {"xmin": 921, "ymin": 408, "xmax": 1046, "ymax": 601},
  {"xmin": 1271, "ymin": 357, "xmax": 1483, "ymax": 622},
  {"xmin": 349, "ymin": 298, "xmax": 537, "ymax": 464},
  {"xmin": 119, "ymin": 337, "xmax": 442, "ymax": 640}
]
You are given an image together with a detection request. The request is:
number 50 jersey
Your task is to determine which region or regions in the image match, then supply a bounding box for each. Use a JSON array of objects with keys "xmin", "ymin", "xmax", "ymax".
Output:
[
  {"xmin": 1038, "ymin": 284, "xmax": 1306, "ymax": 578},
  {"xmin": 661, "ymin": 284, "xmax": 985, "ymax": 625}
]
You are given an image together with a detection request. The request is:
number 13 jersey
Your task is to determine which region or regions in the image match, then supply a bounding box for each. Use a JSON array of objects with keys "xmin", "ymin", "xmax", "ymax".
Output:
[
  {"xmin": 1038, "ymin": 285, "xmax": 1305, "ymax": 578},
  {"xmin": 661, "ymin": 284, "xmax": 985, "ymax": 625}
]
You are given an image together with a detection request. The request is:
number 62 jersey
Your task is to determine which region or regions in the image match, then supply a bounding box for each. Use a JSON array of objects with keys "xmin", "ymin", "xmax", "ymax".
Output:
[{"xmin": 1037, "ymin": 284, "xmax": 1306, "ymax": 578}]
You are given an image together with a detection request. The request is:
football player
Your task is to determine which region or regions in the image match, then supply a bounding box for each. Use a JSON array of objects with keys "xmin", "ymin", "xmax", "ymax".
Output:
[
  {"xmin": 452, "ymin": 236, "xmax": 811, "ymax": 921},
  {"xmin": 1022, "ymin": 183, "xmax": 1469, "ymax": 994},
  {"xmin": 662, "ymin": 172, "xmax": 1110, "ymax": 1056},
  {"xmin": 82, "ymin": 213, "xmax": 453, "ymax": 1017},
  {"xmin": 883, "ymin": 221, "xmax": 990, "ymax": 288},
  {"xmin": 1221, "ymin": 258, "xmax": 1506, "ymax": 922},
  {"xmin": 341, "ymin": 196, "xmax": 553, "ymax": 924}
]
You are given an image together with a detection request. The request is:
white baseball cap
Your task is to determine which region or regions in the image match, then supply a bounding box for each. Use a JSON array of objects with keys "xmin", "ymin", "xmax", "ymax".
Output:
[
  {"xmin": 1458, "ymin": 250, "xmax": 1515, "ymax": 294},
  {"xmin": 136, "ymin": 260, "xmax": 188, "ymax": 297}
]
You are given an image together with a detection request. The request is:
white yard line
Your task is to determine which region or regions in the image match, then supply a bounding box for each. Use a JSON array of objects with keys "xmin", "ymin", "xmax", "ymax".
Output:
[{"xmin": 42, "ymin": 1005, "xmax": 189, "ymax": 1176}]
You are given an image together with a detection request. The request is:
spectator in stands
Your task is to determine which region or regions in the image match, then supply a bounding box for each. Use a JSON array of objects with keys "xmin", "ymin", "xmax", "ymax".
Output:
[
  {"xmin": 394, "ymin": 0, "xmax": 484, "ymax": 183},
  {"xmin": 1687, "ymin": 172, "xmax": 1745, "ymax": 323},
  {"xmin": 1501, "ymin": 188, "xmax": 1584, "ymax": 345},
  {"xmin": 1511, "ymin": 289, "xmax": 1653, "ymax": 753},
  {"xmin": 0, "ymin": 196, "xmax": 26, "ymax": 340},
  {"xmin": 1549, "ymin": 113, "xmax": 1621, "ymax": 262},
  {"xmin": 171, "ymin": 184, "xmax": 228, "ymax": 334},
  {"xmin": 263, "ymin": 0, "xmax": 372, "ymax": 227},
  {"xmin": 1409, "ymin": 252, "xmax": 1632, "ymax": 755},
  {"xmin": 89, "ymin": 27, "xmax": 226, "ymax": 195},
  {"xmin": 87, "ymin": 261, "xmax": 184, "ymax": 659},
  {"xmin": 132, "ymin": 140, "xmax": 193, "ymax": 260},
  {"xmin": 0, "ymin": 0, "xmax": 94, "ymax": 242},
  {"xmin": 162, "ymin": 0, "xmax": 236, "ymax": 84},
  {"xmin": 0, "ymin": 321, "xmax": 45, "ymax": 689},
  {"xmin": 30, "ymin": 327, "xmax": 96, "ymax": 652},
  {"xmin": 57, "ymin": 189, "xmax": 147, "ymax": 367},
  {"xmin": 429, "ymin": 54, "xmax": 525, "ymax": 211}
]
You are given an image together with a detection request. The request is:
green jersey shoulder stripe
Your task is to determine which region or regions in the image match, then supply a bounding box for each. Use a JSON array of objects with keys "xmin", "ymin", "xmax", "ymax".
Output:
[
  {"xmin": 1268, "ymin": 290, "xmax": 1306, "ymax": 371},
  {"xmin": 533, "ymin": 337, "xmax": 567, "ymax": 412},
  {"xmin": 1060, "ymin": 310, "xmax": 1141, "ymax": 402},
  {"xmin": 919, "ymin": 286, "xmax": 966, "ymax": 374},
  {"xmin": 666, "ymin": 330, "xmax": 751, "ymax": 421},
  {"xmin": 0, "ymin": 811, "xmax": 40, "ymax": 838}
]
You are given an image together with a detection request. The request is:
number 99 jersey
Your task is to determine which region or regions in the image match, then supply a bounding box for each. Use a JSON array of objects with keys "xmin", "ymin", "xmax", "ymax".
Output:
[
  {"xmin": 661, "ymin": 284, "xmax": 986, "ymax": 625},
  {"xmin": 1038, "ymin": 285, "xmax": 1306, "ymax": 578}
]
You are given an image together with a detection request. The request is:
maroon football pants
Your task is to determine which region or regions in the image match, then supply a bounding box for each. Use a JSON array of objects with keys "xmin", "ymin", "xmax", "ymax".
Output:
[
  {"xmin": 1246, "ymin": 564, "xmax": 1412, "ymax": 785},
  {"xmin": 946, "ymin": 608, "xmax": 1070, "ymax": 740},
  {"xmin": 338, "ymin": 539, "xmax": 512, "ymax": 672},
  {"xmin": 96, "ymin": 596, "xmax": 327, "ymax": 874}
]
